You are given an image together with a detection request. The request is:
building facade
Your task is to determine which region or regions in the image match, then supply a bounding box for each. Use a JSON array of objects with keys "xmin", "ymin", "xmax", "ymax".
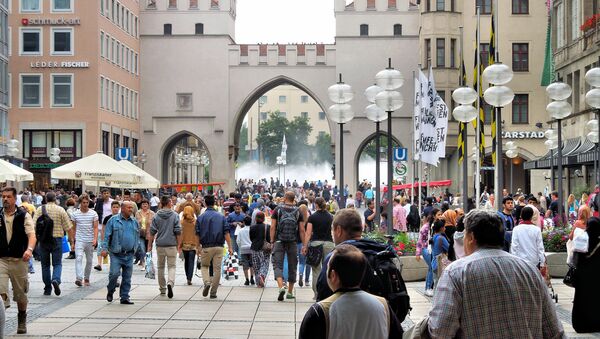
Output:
[
  {"xmin": 8, "ymin": 0, "xmax": 141, "ymax": 190},
  {"xmin": 0, "ymin": 0, "xmax": 7, "ymax": 155}
]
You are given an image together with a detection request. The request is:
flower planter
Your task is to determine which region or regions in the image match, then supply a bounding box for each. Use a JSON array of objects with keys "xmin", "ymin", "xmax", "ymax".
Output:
[
  {"xmin": 545, "ymin": 252, "xmax": 568, "ymax": 278},
  {"xmin": 399, "ymin": 255, "xmax": 428, "ymax": 282}
]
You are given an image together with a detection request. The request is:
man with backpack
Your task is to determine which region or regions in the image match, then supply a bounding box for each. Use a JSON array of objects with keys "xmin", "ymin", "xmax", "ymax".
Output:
[
  {"xmin": 315, "ymin": 209, "xmax": 411, "ymax": 325},
  {"xmin": 299, "ymin": 244, "xmax": 403, "ymax": 339},
  {"xmin": 33, "ymin": 192, "xmax": 73, "ymax": 297},
  {"xmin": 269, "ymin": 191, "xmax": 306, "ymax": 301}
]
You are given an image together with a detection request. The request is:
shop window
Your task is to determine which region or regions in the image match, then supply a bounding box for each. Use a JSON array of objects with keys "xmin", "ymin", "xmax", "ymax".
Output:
[{"xmin": 21, "ymin": 74, "xmax": 41, "ymax": 107}]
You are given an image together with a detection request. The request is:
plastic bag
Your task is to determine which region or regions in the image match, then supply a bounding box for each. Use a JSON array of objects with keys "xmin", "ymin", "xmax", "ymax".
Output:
[
  {"xmin": 573, "ymin": 231, "xmax": 589, "ymax": 253},
  {"xmin": 145, "ymin": 253, "xmax": 156, "ymax": 279}
]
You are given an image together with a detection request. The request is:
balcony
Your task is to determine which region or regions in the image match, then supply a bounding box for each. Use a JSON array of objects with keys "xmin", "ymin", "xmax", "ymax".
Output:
[{"xmin": 554, "ymin": 18, "xmax": 600, "ymax": 70}]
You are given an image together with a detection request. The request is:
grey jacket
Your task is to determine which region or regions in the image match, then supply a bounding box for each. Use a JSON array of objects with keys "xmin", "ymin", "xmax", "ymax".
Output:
[{"xmin": 150, "ymin": 208, "xmax": 181, "ymax": 247}]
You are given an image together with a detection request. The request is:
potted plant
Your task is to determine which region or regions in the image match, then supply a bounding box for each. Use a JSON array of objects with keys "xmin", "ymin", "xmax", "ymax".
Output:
[
  {"xmin": 542, "ymin": 225, "xmax": 571, "ymax": 278},
  {"xmin": 581, "ymin": 13, "xmax": 600, "ymax": 34},
  {"xmin": 362, "ymin": 230, "xmax": 427, "ymax": 281}
]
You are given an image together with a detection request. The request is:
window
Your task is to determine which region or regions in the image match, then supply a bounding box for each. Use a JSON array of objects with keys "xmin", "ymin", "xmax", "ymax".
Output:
[
  {"xmin": 279, "ymin": 112, "xmax": 287, "ymax": 118},
  {"xmin": 300, "ymin": 95, "xmax": 308, "ymax": 103},
  {"xmin": 123, "ymin": 136, "xmax": 129, "ymax": 148},
  {"xmin": 52, "ymin": 0, "xmax": 72, "ymax": 12},
  {"xmin": 556, "ymin": 3, "xmax": 565, "ymax": 48},
  {"xmin": 480, "ymin": 43, "xmax": 490, "ymax": 68},
  {"xmin": 426, "ymin": 0, "xmax": 431, "ymax": 11},
  {"xmin": 190, "ymin": 0, "xmax": 198, "ymax": 8},
  {"xmin": 147, "ymin": 0, "xmax": 156, "ymax": 9},
  {"xmin": 176, "ymin": 93, "xmax": 192, "ymax": 110},
  {"xmin": 476, "ymin": 0, "xmax": 492, "ymax": 14},
  {"xmin": 436, "ymin": 38, "xmax": 445, "ymax": 68},
  {"xmin": 260, "ymin": 112, "xmax": 267, "ymax": 121},
  {"xmin": 102, "ymin": 131, "xmax": 110, "ymax": 155},
  {"xmin": 450, "ymin": 39, "xmax": 456, "ymax": 68},
  {"xmin": 319, "ymin": 111, "xmax": 326, "ymax": 120},
  {"xmin": 169, "ymin": 0, "xmax": 177, "ymax": 8},
  {"xmin": 164, "ymin": 24, "xmax": 172, "ymax": 35},
  {"xmin": 450, "ymin": 0, "xmax": 455, "ymax": 11},
  {"xmin": 132, "ymin": 138, "xmax": 138, "ymax": 156},
  {"xmin": 279, "ymin": 95, "xmax": 286, "ymax": 103},
  {"xmin": 259, "ymin": 96, "xmax": 267, "ymax": 104},
  {"xmin": 301, "ymin": 112, "xmax": 308, "ymax": 119},
  {"xmin": 360, "ymin": 24, "xmax": 369, "ymax": 36},
  {"xmin": 393, "ymin": 24, "xmax": 402, "ymax": 36},
  {"xmin": 20, "ymin": 28, "xmax": 41, "ymax": 55},
  {"xmin": 437, "ymin": 90, "xmax": 445, "ymax": 103},
  {"xmin": 512, "ymin": 43, "xmax": 528, "ymax": 71},
  {"xmin": 436, "ymin": 0, "xmax": 444, "ymax": 11},
  {"xmin": 20, "ymin": 0, "xmax": 40, "ymax": 12},
  {"xmin": 52, "ymin": 74, "xmax": 72, "ymax": 107},
  {"xmin": 100, "ymin": 32, "xmax": 105, "ymax": 57},
  {"xmin": 425, "ymin": 39, "xmax": 431, "ymax": 67},
  {"xmin": 113, "ymin": 133, "xmax": 120, "ymax": 151},
  {"xmin": 571, "ymin": 0, "xmax": 579, "ymax": 41},
  {"xmin": 51, "ymin": 28, "xmax": 73, "ymax": 55},
  {"xmin": 512, "ymin": 0, "xmax": 528, "ymax": 14},
  {"xmin": 195, "ymin": 23, "xmax": 204, "ymax": 35},
  {"xmin": 512, "ymin": 94, "xmax": 528, "ymax": 124},
  {"xmin": 21, "ymin": 75, "xmax": 41, "ymax": 107},
  {"xmin": 100, "ymin": 77, "xmax": 105, "ymax": 108}
]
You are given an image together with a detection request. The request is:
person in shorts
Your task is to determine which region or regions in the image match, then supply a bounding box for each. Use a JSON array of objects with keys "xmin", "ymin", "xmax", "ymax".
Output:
[{"xmin": 236, "ymin": 215, "xmax": 255, "ymax": 285}]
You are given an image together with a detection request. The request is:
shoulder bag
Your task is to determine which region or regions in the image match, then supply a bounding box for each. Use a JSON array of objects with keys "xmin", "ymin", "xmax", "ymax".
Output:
[
  {"xmin": 306, "ymin": 243, "xmax": 324, "ymax": 266},
  {"xmin": 564, "ymin": 239, "xmax": 600, "ymax": 288},
  {"xmin": 261, "ymin": 223, "xmax": 272, "ymax": 253}
]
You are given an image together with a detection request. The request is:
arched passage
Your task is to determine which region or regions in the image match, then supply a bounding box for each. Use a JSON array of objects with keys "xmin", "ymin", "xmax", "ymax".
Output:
[
  {"xmin": 354, "ymin": 131, "xmax": 402, "ymax": 188},
  {"xmin": 160, "ymin": 131, "xmax": 211, "ymax": 184}
]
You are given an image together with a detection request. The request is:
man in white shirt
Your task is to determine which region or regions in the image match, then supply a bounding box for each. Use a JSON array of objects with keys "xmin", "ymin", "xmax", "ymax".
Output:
[
  {"xmin": 71, "ymin": 194, "xmax": 99, "ymax": 287},
  {"xmin": 150, "ymin": 193, "xmax": 160, "ymax": 212},
  {"xmin": 510, "ymin": 206, "xmax": 545, "ymax": 268}
]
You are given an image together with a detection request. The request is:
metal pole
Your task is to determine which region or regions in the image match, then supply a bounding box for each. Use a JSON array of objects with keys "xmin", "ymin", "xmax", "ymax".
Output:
[
  {"xmin": 558, "ymin": 119, "xmax": 564, "ymax": 218},
  {"xmin": 510, "ymin": 159, "xmax": 513, "ymax": 194},
  {"xmin": 387, "ymin": 110, "xmax": 393, "ymax": 236},
  {"xmin": 339, "ymin": 123, "xmax": 345, "ymax": 208},
  {"xmin": 459, "ymin": 25, "xmax": 469, "ymax": 212},
  {"xmin": 550, "ymin": 149, "xmax": 555, "ymax": 191},
  {"xmin": 475, "ymin": 6, "xmax": 481, "ymax": 208},
  {"xmin": 496, "ymin": 106, "xmax": 503, "ymax": 209},
  {"xmin": 375, "ymin": 121, "xmax": 381, "ymax": 225},
  {"xmin": 597, "ymin": 109, "xmax": 600, "ymax": 184}
]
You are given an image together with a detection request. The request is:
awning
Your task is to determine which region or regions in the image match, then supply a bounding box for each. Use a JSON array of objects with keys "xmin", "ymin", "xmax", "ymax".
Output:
[
  {"xmin": 382, "ymin": 180, "xmax": 452, "ymax": 192},
  {"xmin": 524, "ymin": 137, "xmax": 598, "ymax": 169}
]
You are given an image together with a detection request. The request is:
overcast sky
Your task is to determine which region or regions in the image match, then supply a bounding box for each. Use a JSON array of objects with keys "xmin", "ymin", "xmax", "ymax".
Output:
[{"xmin": 235, "ymin": 0, "xmax": 336, "ymax": 44}]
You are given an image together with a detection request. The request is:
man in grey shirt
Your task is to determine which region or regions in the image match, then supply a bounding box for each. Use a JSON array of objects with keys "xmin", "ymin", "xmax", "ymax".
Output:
[{"xmin": 148, "ymin": 195, "xmax": 182, "ymax": 299}]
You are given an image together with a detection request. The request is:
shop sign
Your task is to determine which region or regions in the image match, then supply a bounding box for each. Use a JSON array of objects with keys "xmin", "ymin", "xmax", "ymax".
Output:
[
  {"xmin": 21, "ymin": 17, "xmax": 81, "ymax": 26},
  {"xmin": 30, "ymin": 61, "xmax": 89, "ymax": 68},
  {"xmin": 501, "ymin": 131, "xmax": 546, "ymax": 139},
  {"xmin": 30, "ymin": 163, "xmax": 62, "ymax": 169}
]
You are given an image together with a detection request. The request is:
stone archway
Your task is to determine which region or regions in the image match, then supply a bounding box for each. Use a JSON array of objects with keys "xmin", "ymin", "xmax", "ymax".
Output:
[
  {"xmin": 354, "ymin": 131, "xmax": 402, "ymax": 188},
  {"xmin": 160, "ymin": 131, "xmax": 211, "ymax": 184}
]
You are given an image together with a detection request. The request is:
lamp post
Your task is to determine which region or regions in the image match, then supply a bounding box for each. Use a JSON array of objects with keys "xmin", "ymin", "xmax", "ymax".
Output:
[
  {"xmin": 5, "ymin": 138, "xmax": 20, "ymax": 160},
  {"xmin": 584, "ymin": 67, "xmax": 600, "ymax": 184},
  {"xmin": 452, "ymin": 86, "xmax": 479, "ymax": 212},
  {"xmin": 374, "ymin": 59, "xmax": 404, "ymax": 236},
  {"xmin": 505, "ymin": 141, "xmax": 518, "ymax": 194},
  {"xmin": 546, "ymin": 81, "xmax": 573, "ymax": 219},
  {"xmin": 328, "ymin": 74, "xmax": 355, "ymax": 208},
  {"xmin": 544, "ymin": 129, "xmax": 558, "ymax": 191},
  {"xmin": 483, "ymin": 62, "xmax": 515, "ymax": 210},
  {"xmin": 365, "ymin": 84, "xmax": 385, "ymax": 224}
]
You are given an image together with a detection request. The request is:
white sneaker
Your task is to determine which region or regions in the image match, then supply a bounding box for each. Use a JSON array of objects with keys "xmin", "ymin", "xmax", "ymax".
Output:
[{"xmin": 424, "ymin": 289, "xmax": 434, "ymax": 297}]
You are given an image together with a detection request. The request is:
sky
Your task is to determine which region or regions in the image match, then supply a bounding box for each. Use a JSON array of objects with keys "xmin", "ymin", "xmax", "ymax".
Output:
[{"xmin": 235, "ymin": 0, "xmax": 337, "ymax": 44}]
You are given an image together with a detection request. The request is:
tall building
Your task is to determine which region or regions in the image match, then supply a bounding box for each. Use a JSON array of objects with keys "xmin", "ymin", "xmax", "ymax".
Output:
[
  {"xmin": 8, "ymin": 0, "xmax": 141, "ymax": 189},
  {"xmin": 421, "ymin": 0, "xmax": 549, "ymax": 194},
  {"xmin": 0, "ymin": 0, "xmax": 8, "ymax": 155}
]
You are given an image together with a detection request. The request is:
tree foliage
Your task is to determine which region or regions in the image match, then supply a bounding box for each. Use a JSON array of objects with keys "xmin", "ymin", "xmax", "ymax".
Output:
[
  {"xmin": 255, "ymin": 111, "xmax": 313, "ymax": 166},
  {"xmin": 361, "ymin": 134, "xmax": 400, "ymax": 160},
  {"xmin": 315, "ymin": 133, "xmax": 333, "ymax": 164},
  {"xmin": 238, "ymin": 124, "xmax": 249, "ymax": 163}
]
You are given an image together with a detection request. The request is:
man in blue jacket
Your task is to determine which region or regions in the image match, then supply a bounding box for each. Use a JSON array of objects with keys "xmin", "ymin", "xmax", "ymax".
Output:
[
  {"xmin": 196, "ymin": 195, "xmax": 233, "ymax": 299},
  {"xmin": 101, "ymin": 201, "xmax": 139, "ymax": 305}
]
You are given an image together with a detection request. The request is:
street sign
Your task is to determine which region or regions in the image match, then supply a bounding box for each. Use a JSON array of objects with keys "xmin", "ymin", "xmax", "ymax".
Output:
[
  {"xmin": 395, "ymin": 162, "xmax": 408, "ymax": 176},
  {"xmin": 393, "ymin": 147, "xmax": 408, "ymax": 161},
  {"xmin": 115, "ymin": 147, "xmax": 132, "ymax": 161}
]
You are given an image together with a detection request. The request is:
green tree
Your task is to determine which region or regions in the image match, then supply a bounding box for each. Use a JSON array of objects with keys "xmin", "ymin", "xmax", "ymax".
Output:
[
  {"xmin": 238, "ymin": 124, "xmax": 249, "ymax": 163},
  {"xmin": 255, "ymin": 111, "xmax": 313, "ymax": 166},
  {"xmin": 361, "ymin": 135, "xmax": 400, "ymax": 159},
  {"xmin": 314, "ymin": 133, "xmax": 333, "ymax": 163}
]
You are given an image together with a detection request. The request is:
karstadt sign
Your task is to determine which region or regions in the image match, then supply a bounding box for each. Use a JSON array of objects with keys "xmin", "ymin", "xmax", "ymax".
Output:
[{"xmin": 501, "ymin": 131, "xmax": 546, "ymax": 139}]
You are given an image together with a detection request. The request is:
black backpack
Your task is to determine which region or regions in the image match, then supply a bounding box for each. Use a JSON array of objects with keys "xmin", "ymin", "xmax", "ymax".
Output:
[
  {"xmin": 35, "ymin": 205, "xmax": 56, "ymax": 251},
  {"xmin": 276, "ymin": 205, "xmax": 299, "ymax": 242},
  {"xmin": 348, "ymin": 241, "xmax": 411, "ymax": 322}
]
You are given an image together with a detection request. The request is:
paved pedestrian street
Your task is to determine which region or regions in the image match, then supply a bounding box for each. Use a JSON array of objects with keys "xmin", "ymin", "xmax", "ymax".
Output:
[{"xmin": 3, "ymin": 256, "xmax": 600, "ymax": 338}]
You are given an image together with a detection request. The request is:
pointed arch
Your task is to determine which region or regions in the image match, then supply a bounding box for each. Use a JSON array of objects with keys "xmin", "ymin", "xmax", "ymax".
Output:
[
  {"xmin": 354, "ymin": 130, "xmax": 402, "ymax": 186},
  {"xmin": 160, "ymin": 130, "xmax": 211, "ymax": 184}
]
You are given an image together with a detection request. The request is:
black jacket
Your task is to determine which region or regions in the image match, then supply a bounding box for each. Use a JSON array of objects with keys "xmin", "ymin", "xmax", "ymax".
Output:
[{"xmin": 0, "ymin": 207, "xmax": 29, "ymax": 258}]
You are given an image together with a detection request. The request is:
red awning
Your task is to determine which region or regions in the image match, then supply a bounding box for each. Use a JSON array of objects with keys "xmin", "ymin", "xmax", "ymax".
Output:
[{"xmin": 382, "ymin": 180, "xmax": 452, "ymax": 192}]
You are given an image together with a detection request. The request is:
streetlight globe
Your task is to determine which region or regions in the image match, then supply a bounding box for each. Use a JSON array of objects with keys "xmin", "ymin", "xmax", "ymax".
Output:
[
  {"xmin": 365, "ymin": 104, "xmax": 388, "ymax": 122},
  {"xmin": 545, "ymin": 129, "xmax": 557, "ymax": 140},
  {"xmin": 546, "ymin": 100, "xmax": 572, "ymax": 120},
  {"xmin": 483, "ymin": 85, "xmax": 515, "ymax": 107},
  {"xmin": 585, "ymin": 88, "xmax": 600, "ymax": 109},
  {"xmin": 505, "ymin": 141, "xmax": 517, "ymax": 151},
  {"xmin": 50, "ymin": 147, "xmax": 61, "ymax": 156},
  {"xmin": 375, "ymin": 68, "xmax": 404, "ymax": 90},
  {"xmin": 452, "ymin": 87, "xmax": 478, "ymax": 105},
  {"xmin": 588, "ymin": 131, "xmax": 600, "ymax": 143},
  {"xmin": 328, "ymin": 83, "xmax": 354, "ymax": 104},
  {"xmin": 452, "ymin": 104, "xmax": 478, "ymax": 123},
  {"xmin": 585, "ymin": 67, "xmax": 600, "ymax": 87},
  {"xmin": 506, "ymin": 149, "xmax": 518, "ymax": 159},
  {"xmin": 6, "ymin": 148, "xmax": 18, "ymax": 157},
  {"xmin": 49, "ymin": 155, "xmax": 61, "ymax": 163},
  {"xmin": 327, "ymin": 103, "xmax": 354, "ymax": 124},
  {"xmin": 364, "ymin": 85, "xmax": 383, "ymax": 103},
  {"xmin": 6, "ymin": 139, "xmax": 19, "ymax": 149},
  {"xmin": 482, "ymin": 63, "xmax": 513, "ymax": 85},
  {"xmin": 546, "ymin": 82, "xmax": 572, "ymax": 101},
  {"xmin": 544, "ymin": 139, "xmax": 559, "ymax": 150},
  {"xmin": 374, "ymin": 90, "xmax": 404, "ymax": 112},
  {"xmin": 587, "ymin": 119, "xmax": 599, "ymax": 132}
]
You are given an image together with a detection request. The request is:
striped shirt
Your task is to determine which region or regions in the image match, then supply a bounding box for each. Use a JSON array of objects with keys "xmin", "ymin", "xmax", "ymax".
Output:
[
  {"xmin": 72, "ymin": 209, "xmax": 98, "ymax": 242},
  {"xmin": 33, "ymin": 202, "xmax": 73, "ymax": 238},
  {"xmin": 428, "ymin": 248, "xmax": 565, "ymax": 339}
]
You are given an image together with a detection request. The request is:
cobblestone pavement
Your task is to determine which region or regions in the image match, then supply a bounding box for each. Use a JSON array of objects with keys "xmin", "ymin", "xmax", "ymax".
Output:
[{"xmin": 3, "ymin": 252, "xmax": 600, "ymax": 338}]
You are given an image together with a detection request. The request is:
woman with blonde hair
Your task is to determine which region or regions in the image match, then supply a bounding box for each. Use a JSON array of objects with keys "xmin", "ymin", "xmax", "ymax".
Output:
[
  {"xmin": 567, "ymin": 205, "xmax": 591, "ymax": 265},
  {"xmin": 180, "ymin": 205, "xmax": 199, "ymax": 285},
  {"xmin": 567, "ymin": 194, "xmax": 579, "ymax": 223}
]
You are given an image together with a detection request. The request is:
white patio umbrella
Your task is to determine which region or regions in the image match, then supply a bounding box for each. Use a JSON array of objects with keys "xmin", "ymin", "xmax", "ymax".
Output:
[
  {"xmin": 84, "ymin": 160, "xmax": 160, "ymax": 189},
  {"xmin": 0, "ymin": 159, "xmax": 34, "ymax": 182},
  {"xmin": 51, "ymin": 151, "xmax": 141, "ymax": 183}
]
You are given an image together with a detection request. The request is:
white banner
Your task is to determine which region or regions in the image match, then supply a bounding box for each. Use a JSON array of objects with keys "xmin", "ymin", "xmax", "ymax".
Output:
[
  {"xmin": 418, "ymin": 66, "xmax": 449, "ymax": 166},
  {"xmin": 414, "ymin": 70, "xmax": 428, "ymax": 161}
]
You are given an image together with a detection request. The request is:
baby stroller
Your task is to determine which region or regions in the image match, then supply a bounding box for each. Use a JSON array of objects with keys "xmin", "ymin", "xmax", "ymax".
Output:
[{"xmin": 540, "ymin": 261, "xmax": 558, "ymax": 303}]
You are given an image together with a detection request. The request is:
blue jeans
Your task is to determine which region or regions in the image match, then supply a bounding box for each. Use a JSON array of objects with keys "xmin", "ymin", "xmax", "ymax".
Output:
[
  {"xmin": 108, "ymin": 252, "xmax": 134, "ymax": 301},
  {"xmin": 182, "ymin": 250, "xmax": 196, "ymax": 281},
  {"xmin": 297, "ymin": 243, "xmax": 310, "ymax": 280},
  {"xmin": 422, "ymin": 247, "xmax": 434, "ymax": 290},
  {"xmin": 39, "ymin": 237, "xmax": 64, "ymax": 293}
]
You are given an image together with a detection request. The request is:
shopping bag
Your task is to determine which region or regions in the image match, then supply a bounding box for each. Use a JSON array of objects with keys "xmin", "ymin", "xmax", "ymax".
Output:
[
  {"xmin": 573, "ymin": 231, "xmax": 589, "ymax": 253},
  {"xmin": 62, "ymin": 236, "xmax": 70, "ymax": 253},
  {"xmin": 223, "ymin": 252, "xmax": 239, "ymax": 280},
  {"xmin": 145, "ymin": 253, "xmax": 156, "ymax": 279}
]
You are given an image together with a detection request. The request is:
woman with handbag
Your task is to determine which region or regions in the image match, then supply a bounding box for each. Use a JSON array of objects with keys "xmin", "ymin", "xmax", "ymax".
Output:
[
  {"xmin": 431, "ymin": 219, "xmax": 449, "ymax": 290},
  {"xmin": 249, "ymin": 212, "xmax": 271, "ymax": 288},
  {"xmin": 572, "ymin": 216, "xmax": 600, "ymax": 333},
  {"xmin": 302, "ymin": 197, "xmax": 335, "ymax": 296},
  {"xmin": 416, "ymin": 208, "xmax": 441, "ymax": 297}
]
